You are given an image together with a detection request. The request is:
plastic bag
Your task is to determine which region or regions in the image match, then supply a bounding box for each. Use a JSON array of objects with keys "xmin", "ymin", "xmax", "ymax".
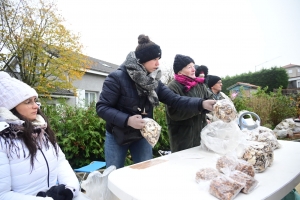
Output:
[
  {"xmin": 195, "ymin": 167, "xmax": 220, "ymax": 183},
  {"xmin": 215, "ymin": 155, "xmax": 256, "ymax": 177},
  {"xmin": 140, "ymin": 118, "xmax": 161, "ymax": 147},
  {"xmin": 200, "ymin": 121, "xmax": 244, "ymax": 155},
  {"xmin": 81, "ymin": 165, "xmax": 117, "ymax": 200},
  {"xmin": 228, "ymin": 170, "xmax": 258, "ymax": 194},
  {"xmin": 235, "ymin": 159, "xmax": 255, "ymax": 178},
  {"xmin": 241, "ymin": 141, "xmax": 273, "ymax": 173},
  {"xmin": 213, "ymin": 99, "xmax": 237, "ymax": 123},
  {"xmin": 216, "ymin": 155, "xmax": 239, "ymax": 172},
  {"xmin": 209, "ymin": 174, "xmax": 244, "ymax": 200},
  {"xmin": 242, "ymin": 126, "xmax": 281, "ymax": 150}
]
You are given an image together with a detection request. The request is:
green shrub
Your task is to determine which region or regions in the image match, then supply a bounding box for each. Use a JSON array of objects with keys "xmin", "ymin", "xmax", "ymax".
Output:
[
  {"xmin": 233, "ymin": 87, "xmax": 297, "ymax": 128},
  {"xmin": 42, "ymin": 101, "xmax": 106, "ymax": 168},
  {"xmin": 42, "ymin": 100, "xmax": 171, "ymax": 168},
  {"xmin": 153, "ymin": 103, "xmax": 170, "ymax": 157},
  {"xmin": 268, "ymin": 88, "xmax": 297, "ymax": 126}
]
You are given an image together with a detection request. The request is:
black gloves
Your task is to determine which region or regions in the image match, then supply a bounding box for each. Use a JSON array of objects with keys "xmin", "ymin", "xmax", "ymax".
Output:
[{"xmin": 37, "ymin": 184, "xmax": 73, "ymax": 200}]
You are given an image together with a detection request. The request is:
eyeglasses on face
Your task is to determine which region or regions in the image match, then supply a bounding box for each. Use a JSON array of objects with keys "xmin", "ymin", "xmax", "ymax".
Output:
[{"xmin": 22, "ymin": 98, "xmax": 41, "ymax": 108}]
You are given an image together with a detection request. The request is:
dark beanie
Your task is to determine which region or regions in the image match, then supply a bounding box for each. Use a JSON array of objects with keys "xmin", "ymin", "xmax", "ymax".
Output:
[
  {"xmin": 135, "ymin": 34, "xmax": 161, "ymax": 64},
  {"xmin": 207, "ymin": 75, "xmax": 221, "ymax": 88},
  {"xmin": 195, "ymin": 65, "xmax": 209, "ymax": 77},
  {"xmin": 173, "ymin": 54, "xmax": 194, "ymax": 74}
]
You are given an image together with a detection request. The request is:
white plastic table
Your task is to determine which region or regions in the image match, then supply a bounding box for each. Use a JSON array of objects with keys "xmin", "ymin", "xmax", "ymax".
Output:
[{"xmin": 108, "ymin": 140, "xmax": 300, "ymax": 200}]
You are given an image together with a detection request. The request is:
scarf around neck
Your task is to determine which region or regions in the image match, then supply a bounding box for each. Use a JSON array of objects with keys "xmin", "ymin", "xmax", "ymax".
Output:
[
  {"xmin": 175, "ymin": 74, "xmax": 205, "ymax": 92},
  {"xmin": 208, "ymin": 88, "xmax": 222, "ymax": 100},
  {"xmin": 0, "ymin": 107, "xmax": 51, "ymax": 158},
  {"xmin": 124, "ymin": 52, "xmax": 161, "ymax": 107}
]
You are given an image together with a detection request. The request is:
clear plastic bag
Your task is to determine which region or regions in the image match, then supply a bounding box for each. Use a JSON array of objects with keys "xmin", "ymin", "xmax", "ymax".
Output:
[
  {"xmin": 242, "ymin": 126, "xmax": 281, "ymax": 150},
  {"xmin": 235, "ymin": 159, "xmax": 255, "ymax": 178},
  {"xmin": 200, "ymin": 121, "xmax": 244, "ymax": 155},
  {"xmin": 195, "ymin": 167, "xmax": 220, "ymax": 183},
  {"xmin": 241, "ymin": 141, "xmax": 273, "ymax": 173},
  {"xmin": 216, "ymin": 155, "xmax": 239, "ymax": 172},
  {"xmin": 216, "ymin": 155, "xmax": 256, "ymax": 177},
  {"xmin": 229, "ymin": 170, "xmax": 258, "ymax": 194},
  {"xmin": 81, "ymin": 165, "xmax": 118, "ymax": 200},
  {"xmin": 209, "ymin": 174, "xmax": 244, "ymax": 200},
  {"xmin": 140, "ymin": 118, "xmax": 161, "ymax": 147},
  {"xmin": 213, "ymin": 99, "xmax": 237, "ymax": 123}
]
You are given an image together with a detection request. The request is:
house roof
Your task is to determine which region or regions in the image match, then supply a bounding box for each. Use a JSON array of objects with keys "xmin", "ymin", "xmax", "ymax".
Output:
[
  {"xmin": 51, "ymin": 57, "xmax": 119, "ymax": 96},
  {"xmin": 227, "ymin": 82, "xmax": 260, "ymax": 90},
  {"xmin": 88, "ymin": 56, "xmax": 119, "ymax": 74},
  {"xmin": 282, "ymin": 64, "xmax": 300, "ymax": 69},
  {"xmin": 51, "ymin": 88, "xmax": 74, "ymax": 96}
]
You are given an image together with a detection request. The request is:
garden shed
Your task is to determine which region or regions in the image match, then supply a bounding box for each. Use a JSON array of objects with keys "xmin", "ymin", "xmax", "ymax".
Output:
[{"xmin": 227, "ymin": 82, "xmax": 260, "ymax": 97}]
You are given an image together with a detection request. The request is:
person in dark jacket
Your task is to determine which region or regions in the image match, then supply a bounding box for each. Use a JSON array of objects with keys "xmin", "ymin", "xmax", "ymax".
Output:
[
  {"xmin": 95, "ymin": 34, "xmax": 216, "ymax": 169},
  {"xmin": 206, "ymin": 75, "xmax": 233, "ymax": 123},
  {"xmin": 165, "ymin": 55, "xmax": 214, "ymax": 153},
  {"xmin": 207, "ymin": 75, "xmax": 230, "ymax": 101}
]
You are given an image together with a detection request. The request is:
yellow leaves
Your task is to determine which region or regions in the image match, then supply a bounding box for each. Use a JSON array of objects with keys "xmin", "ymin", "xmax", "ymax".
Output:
[{"xmin": 1, "ymin": 0, "xmax": 87, "ymax": 98}]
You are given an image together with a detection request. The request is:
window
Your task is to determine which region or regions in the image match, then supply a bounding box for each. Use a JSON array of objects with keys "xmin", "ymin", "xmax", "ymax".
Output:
[
  {"xmin": 297, "ymin": 81, "xmax": 300, "ymax": 88},
  {"xmin": 85, "ymin": 91, "xmax": 97, "ymax": 107},
  {"xmin": 288, "ymin": 69, "xmax": 292, "ymax": 74}
]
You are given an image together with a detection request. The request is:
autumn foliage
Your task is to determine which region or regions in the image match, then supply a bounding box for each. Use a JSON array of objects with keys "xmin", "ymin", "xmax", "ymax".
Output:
[{"xmin": 0, "ymin": 0, "xmax": 92, "ymax": 97}]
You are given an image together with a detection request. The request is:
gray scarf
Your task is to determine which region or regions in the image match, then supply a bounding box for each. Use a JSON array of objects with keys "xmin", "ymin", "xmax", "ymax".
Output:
[
  {"xmin": 208, "ymin": 88, "xmax": 222, "ymax": 100},
  {"xmin": 124, "ymin": 52, "xmax": 161, "ymax": 107}
]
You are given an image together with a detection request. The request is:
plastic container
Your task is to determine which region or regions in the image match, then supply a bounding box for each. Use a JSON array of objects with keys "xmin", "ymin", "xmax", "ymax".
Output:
[{"xmin": 239, "ymin": 112, "xmax": 260, "ymax": 130}]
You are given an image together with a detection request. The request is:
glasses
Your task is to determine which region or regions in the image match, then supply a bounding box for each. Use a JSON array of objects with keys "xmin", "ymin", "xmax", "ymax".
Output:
[{"xmin": 22, "ymin": 98, "xmax": 41, "ymax": 108}]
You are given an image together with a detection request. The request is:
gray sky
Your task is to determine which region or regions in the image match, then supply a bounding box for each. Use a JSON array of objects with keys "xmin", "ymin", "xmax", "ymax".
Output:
[{"xmin": 58, "ymin": 0, "xmax": 300, "ymax": 77}]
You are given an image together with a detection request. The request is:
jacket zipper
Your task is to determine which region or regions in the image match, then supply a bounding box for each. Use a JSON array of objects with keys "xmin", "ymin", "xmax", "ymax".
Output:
[{"xmin": 39, "ymin": 147, "xmax": 50, "ymax": 187}]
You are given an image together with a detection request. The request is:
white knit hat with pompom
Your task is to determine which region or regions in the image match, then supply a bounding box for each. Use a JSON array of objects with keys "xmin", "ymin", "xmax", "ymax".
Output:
[{"xmin": 0, "ymin": 71, "xmax": 38, "ymax": 110}]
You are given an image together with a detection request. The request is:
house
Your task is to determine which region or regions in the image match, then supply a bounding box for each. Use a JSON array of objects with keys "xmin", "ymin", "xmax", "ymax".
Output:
[
  {"xmin": 4, "ymin": 55, "xmax": 119, "ymax": 107},
  {"xmin": 282, "ymin": 64, "xmax": 300, "ymax": 89},
  {"xmin": 227, "ymin": 82, "xmax": 260, "ymax": 97},
  {"xmin": 49, "ymin": 56, "xmax": 119, "ymax": 107}
]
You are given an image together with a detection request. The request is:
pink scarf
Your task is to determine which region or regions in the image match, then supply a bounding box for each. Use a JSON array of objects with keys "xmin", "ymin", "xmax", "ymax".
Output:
[{"xmin": 174, "ymin": 74, "xmax": 205, "ymax": 92}]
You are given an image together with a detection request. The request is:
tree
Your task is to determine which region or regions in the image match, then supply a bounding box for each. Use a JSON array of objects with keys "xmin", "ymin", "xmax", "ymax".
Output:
[
  {"xmin": 222, "ymin": 67, "xmax": 288, "ymax": 94},
  {"xmin": 0, "ymin": 0, "xmax": 92, "ymax": 96},
  {"xmin": 160, "ymin": 66, "xmax": 174, "ymax": 85}
]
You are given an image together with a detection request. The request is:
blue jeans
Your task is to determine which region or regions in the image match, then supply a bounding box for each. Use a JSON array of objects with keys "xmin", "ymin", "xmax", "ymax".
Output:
[{"xmin": 104, "ymin": 131, "xmax": 153, "ymax": 169}]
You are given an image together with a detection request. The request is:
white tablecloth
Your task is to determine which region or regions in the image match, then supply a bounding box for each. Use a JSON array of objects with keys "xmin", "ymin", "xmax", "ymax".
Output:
[{"xmin": 108, "ymin": 140, "xmax": 300, "ymax": 200}]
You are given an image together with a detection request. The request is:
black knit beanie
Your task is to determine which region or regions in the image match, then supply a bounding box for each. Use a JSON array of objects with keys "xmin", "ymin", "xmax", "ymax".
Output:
[
  {"xmin": 173, "ymin": 54, "xmax": 195, "ymax": 74},
  {"xmin": 207, "ymin": 75, "xmax": 221, "ymax": 88},
  {"xmin": 135, "ymin": 34, "xmax": 161, "ymax": 64},
  {"xmin": 195, "ymin": 65, "xmax": 209, "ymax": 77}
]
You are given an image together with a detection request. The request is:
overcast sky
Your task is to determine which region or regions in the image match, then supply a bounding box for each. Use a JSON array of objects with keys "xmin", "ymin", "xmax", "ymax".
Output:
[{"xmin": 57, "ymin": 0, "xmax": 300, "ymax": 78}]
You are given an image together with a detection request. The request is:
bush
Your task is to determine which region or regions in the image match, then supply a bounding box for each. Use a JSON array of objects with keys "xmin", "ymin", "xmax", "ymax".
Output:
[
  {"xmin": 232, "ymin": 87, "xmax": 297, "ymax": 128},
  {"xmin": 153, "ymin": 103, "xmax": 170, "ymax": 157},
  {"xmin": 42, "ymin": 100, "xmax": 171, "ymax": 168},
  {"xmin": 42, "ymin": 101, "xmax": 106, "ymax": 168}
]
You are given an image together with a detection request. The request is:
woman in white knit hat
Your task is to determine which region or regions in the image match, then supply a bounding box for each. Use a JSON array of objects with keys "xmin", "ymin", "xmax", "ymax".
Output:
[{"xmin": 0, "ymin": 72, "xmax": 89, "ymax": 200}]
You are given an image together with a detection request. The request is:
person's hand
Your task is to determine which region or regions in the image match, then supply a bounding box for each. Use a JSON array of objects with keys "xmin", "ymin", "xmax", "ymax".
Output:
[
  {"xmin": 36, "ymin": 197, "xmax": 54, "ymax": 200},
  {"xmin": 36, "ymin": 191, "xmax": 54, "ymax": 200},
  {"xmin": 45, "ymin": 184, "xmax": 73, "ymax": 200},
  {"xmin": 202, "ymin": 100, "xmax": 216, "ymax": 112},
  {"xmin": 127, "ymin": 115, "xmax": 145, "ymax": 129},
  {"xmin": 58, "ymin": 188, "xmax": 73, "ymax": 200}
]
